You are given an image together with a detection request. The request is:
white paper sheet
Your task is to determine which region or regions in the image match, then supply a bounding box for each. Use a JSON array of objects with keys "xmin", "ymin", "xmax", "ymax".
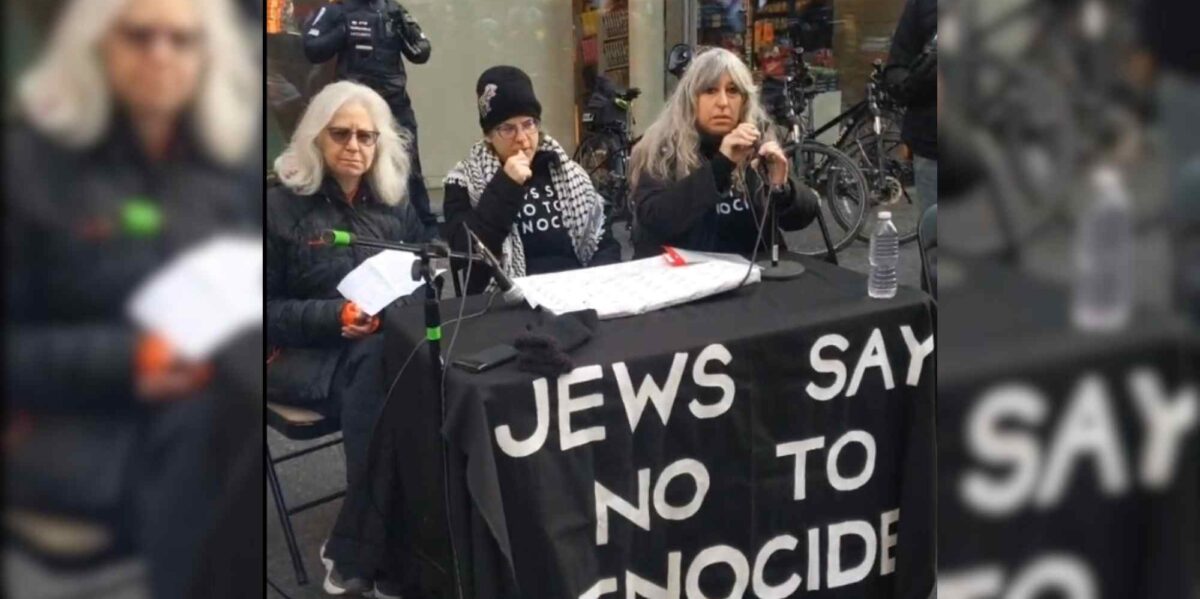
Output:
[
  {"xmin": 127, "ymin": 235, "xmax": 263, "ymax": 361},
  {"xmin": 336, "ymin": 250, "xmax": 433, "ymax": 316},
  {"xmin": 513, "ymin": 251, "xmax": 760, "ymax": 319}
]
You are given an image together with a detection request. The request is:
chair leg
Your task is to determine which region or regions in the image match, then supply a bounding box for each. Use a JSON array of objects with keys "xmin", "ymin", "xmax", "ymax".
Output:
[{"xmin": 266, "ymin": 452, "xmax": 309, "ymax": 585}]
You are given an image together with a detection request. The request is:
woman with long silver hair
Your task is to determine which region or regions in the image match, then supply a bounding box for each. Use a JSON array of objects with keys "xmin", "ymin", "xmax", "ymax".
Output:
[
  {"xmin": 6, "ymin": 0, "xmax": 259, "ymax": 596},
  {"xmin": 268, "ymin": 80, "xmax": 432, "ymax": 598},
  {"xmin": 629, "ymin": 47, "xmax": 819, "ymax": 258}
]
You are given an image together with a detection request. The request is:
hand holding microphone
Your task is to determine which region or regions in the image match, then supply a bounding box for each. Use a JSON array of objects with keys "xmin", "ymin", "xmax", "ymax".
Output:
[
  {"xmin": 755, "ymin": 141, "xmax": 790, "ymax": 188},
  {"xmin": 719, "ymin": 123, "xmax": 761, "ymax": 166}
]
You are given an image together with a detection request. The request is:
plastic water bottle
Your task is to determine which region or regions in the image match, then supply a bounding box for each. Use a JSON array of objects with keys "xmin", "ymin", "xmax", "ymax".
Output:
[
  {"xmin": 1072, "ymin": 166, "xmax": 1133, "ymax": 331},
  {"xmin": 869, "ymin": 211, "xmax": 900, "ymax": 299}
]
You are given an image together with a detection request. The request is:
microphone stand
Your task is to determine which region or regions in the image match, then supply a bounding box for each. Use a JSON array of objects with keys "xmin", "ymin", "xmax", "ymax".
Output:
[
  {"xmin": 325, "ymin": 231, "xmax": 497, "ymax": 597},
  {"xmin": 754, "ymin": 163, "xmax": 808, "ymax": 279},
  {"xmin": 813, "ymin": 199, "xmax": 841, "ymax": 266}
]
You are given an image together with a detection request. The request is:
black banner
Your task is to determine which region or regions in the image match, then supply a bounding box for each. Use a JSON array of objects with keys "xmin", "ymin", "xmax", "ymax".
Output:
[{"xmin": 380, "ymin": 259, "xmax": 937, "ymax": 599}]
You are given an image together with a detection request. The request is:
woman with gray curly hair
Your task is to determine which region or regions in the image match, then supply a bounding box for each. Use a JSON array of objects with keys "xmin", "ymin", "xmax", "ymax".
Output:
[
  {"xmin": 268, "ymin": 80, "xmax": 434, "ymax": 597},
  {"xmin": 629, "ymin": 47, "xmax": 819, "ymax": 258}
]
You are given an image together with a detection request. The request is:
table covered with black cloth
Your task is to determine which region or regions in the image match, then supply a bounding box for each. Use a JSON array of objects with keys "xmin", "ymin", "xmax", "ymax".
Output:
[
  {"xmin": 937, "ymin": 257, "xmax": 1200, "ymax": 598},
  {"xmin": 372, "ymin": 255, "xmax": 937, "ymax": 599}
]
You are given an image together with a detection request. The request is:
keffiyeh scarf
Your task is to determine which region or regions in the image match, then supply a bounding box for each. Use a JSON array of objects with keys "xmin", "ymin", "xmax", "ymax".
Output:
[{"xmin": 444, "ymin": 134, "xmax": 605, "ymax": 279}]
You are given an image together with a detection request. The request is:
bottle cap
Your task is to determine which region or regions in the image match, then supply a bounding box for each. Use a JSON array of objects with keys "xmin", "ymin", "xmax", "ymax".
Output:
[{"xmin": 878, "ymin": 211, "xmax": 892, "ymax": 219}]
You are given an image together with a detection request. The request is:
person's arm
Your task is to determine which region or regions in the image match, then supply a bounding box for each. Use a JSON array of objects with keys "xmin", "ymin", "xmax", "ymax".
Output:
[
  {"xmin": 5, "ymin": 214, "xmax": 137, "ymax": 409},
  {"xmin": 392, "ymin": 4, "xmax": 432, "ymax": 64},
  {"xmin": 774, "ymin": 176, "xmax": 820, "ymax": 232},
  {"xmin": 441, "ymin": 175, "xmax": 525, "ymax": 293},
  {"xmin": 441, "ymin": 175, "xmax": 525, "ymax": 257},
  {"xmin": 265, "ymin": 226, "xmax": 343, "ymax": 347},
  {"xmin": 887, "ymin": 0, "xmax": 921, "ymax": 69},
  {"xmin": 301, "ymin": 2, "xmax": 347, "ymax": 64},
  {"xmin": 632, "ymin": 154, "xmax": 734, "ymax": 241}
]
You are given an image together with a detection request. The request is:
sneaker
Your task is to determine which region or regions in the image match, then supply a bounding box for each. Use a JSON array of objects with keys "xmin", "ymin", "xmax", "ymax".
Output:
[
  {"xmin": 320, "ymin": 541, "xmax": 373, "ymax": 596},
  {"xmin": 373, "ymin": 579, "xmax": 404, "ymax": 599}
]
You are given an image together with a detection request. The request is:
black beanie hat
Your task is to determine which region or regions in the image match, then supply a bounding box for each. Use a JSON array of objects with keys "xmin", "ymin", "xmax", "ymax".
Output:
[{"xmin": 476, "ymin": 66, "xmax": 542, "ymax": 133}]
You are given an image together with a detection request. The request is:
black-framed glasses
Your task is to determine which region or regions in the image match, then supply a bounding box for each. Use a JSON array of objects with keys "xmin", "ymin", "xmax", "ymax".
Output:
[
  {"xmin": 326, "ymin": 127, "xmax": 380, "ymax": 147},
  {"xmin": 115, "ymin": 24, "xmax": 204, "ymax": 53},
  {"xmin": 493, "ymin": 118, "xmax": 540, "ymax": 141}
]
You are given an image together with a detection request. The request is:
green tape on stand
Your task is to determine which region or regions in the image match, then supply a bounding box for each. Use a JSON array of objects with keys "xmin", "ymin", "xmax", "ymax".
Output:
[
  {"xmin": 332, "ymin": 230, "xmax": 351, "ymax": 247},
  {"xmin": 121, "ymin": 197, "xmax": 161, "ymax": 238},
  {"xmin": 426, "ymin": 326, "xmax": 442, "ymax": 341}
]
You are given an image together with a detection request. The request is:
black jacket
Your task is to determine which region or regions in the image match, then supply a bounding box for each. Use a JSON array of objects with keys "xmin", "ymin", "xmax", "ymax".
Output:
[
  {"xmin": 4, "ymin": 118, "xmax": 259, "ymax": 519},
  {"xmin": 5, "ymin": 120, "xmax": 260, "ymax": 412},
  {"xmin": 888, "ymin": 0, "xmax": 937, "ymax": 159},
  {"xmin": 302, "ymin": 0, "xmax": 430, "ymax": 107},
  {"xmin": 441, "ymin": 150, "xmax": 622, "ymax": 295},
  {"xmin": 631, "ymin": 136, "xmax": 818, "ymax": 259},
  {"xmin": 1140, "ymin": 0, "xmax": 1200, "ymax": 77},
  {"xmin": 266, "ymin": 178, "xmax": 434, "ymax": 402}
]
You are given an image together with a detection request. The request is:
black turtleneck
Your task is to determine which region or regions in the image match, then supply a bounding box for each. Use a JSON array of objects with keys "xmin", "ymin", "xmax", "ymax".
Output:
[{"xmin": 700, "ymin": 132, "xmax": 736, "ymax": 194}]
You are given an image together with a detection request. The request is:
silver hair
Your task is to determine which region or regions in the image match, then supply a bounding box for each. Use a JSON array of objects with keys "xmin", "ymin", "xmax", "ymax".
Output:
[
  {"xmin": 16, "ymin": 0, "xmax": 259, "ymax": 167},
  {"xmin": 274, "ymin": 81, "xmax": 412, "ymax": 206},
  {"xmin": 629, "ymin": 47, "xmax": 769, "ymax": 192}
]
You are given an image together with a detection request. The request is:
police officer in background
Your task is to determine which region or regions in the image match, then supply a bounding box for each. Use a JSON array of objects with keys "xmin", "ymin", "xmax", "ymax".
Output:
[
  {"xmin": 886, "ymin": 0, "xmax": 936, "ymax": 210},
  {"xmin": 302, "ymin": 0, "xmax": 436, "ymax": 226}
]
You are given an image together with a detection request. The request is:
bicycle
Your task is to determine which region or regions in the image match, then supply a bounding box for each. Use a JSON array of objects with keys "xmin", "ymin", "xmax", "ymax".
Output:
[
  {"xmin": 940, "ymin": 0, "xmax": 1148, "ymax": 252},
  {"xmin": 573, "ymin": 75, "xmax": 640, "ymax": 228},
  {"xmin": 760, "ymin": 52, "xmax": 871, "ymax": 256},
  {"xmin": 830, "ymin": 60, "xmax": 920, "ymax": 244}
]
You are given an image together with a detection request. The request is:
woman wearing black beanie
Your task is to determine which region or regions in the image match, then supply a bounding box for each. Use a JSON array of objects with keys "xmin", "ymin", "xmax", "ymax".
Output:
[{"xmin": 442, "ymin": 65, "xmax": 621, "ymax": 294}]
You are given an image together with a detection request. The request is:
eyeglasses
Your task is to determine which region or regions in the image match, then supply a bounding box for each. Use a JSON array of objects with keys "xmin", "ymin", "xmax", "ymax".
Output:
[
  {"xmin": 116, "ymin": 24, "xmax": 204, "ymax": 53},
  {"xmin": 326, "ymin": 127, "xmax": 380, "ymax": 147},
  {"xmin": 493, "ymin": 118, "xmax": 540, "ymax": 141}
]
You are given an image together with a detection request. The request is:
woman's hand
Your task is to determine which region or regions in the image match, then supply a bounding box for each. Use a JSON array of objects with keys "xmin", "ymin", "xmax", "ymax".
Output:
[
  {"xmin": 341, "ymin": 320, "xmax": 379, "ymax": 339},
  {"xmin": 503, "ymin": 151, "xmax": 533, "ymax": 185},
  {"xmin": 757, "ymin": 141, "xmax": 790, "ymax": 187},
  {"xmin": 340, "ymin": 301, "xmax": 380, "ymax": 339},
  {"xmin": 134, "ymin": 333, "xmax": 212, "ymax": 402},
  {"xmin": 719, "ymin": 123, "xmax": 761, "ymax": 166}
]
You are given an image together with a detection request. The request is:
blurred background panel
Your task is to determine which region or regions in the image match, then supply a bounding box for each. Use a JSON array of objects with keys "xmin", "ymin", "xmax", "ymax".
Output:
[
  {"xmin": 4, "ymin": 1, "xmax": 263, "ymax": 598},
  {"xmin": 938, "ymin": 0, "xmax": 1199, "ymax": 597}
]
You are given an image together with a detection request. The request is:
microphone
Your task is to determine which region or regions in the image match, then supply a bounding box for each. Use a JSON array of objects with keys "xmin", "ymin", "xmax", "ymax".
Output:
[
  {"xmin": 314, "ymin": 229, "xmax": 445, "ymax": 256},
  {"xmin": 463, "ymin": 226, "xmax": 525, "ymax": 303}
]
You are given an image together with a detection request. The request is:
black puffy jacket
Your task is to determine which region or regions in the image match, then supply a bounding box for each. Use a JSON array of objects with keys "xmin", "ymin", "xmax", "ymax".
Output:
[
  {"xmin": 4, "ymin": 117, "xmax": 259, "ymax": 518},
  {"xmin": 5, "ymin": 119, "xmax": 260, "ymax": 412},
  {"xmin": 302, "ymin": 0, "xmax": 431, "ymax": 106},
  {"xmin": 266, "ymin": 178, "xmax": 434, "ymax": 401}
]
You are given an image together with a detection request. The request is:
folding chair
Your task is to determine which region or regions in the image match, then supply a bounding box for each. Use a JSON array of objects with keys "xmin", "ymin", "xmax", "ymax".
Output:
[{"xmin": 266, "ymin": 403, "xmax": 345, "ymax": 585}]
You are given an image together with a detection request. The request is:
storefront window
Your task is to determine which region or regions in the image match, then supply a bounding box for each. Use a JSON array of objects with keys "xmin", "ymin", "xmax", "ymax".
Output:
[{"xmin": 265, "ymin": 0, "xmax": 903, "ymax": 185}]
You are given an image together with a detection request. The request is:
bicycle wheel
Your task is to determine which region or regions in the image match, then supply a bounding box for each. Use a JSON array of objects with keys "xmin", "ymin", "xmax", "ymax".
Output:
[
  {"xmin": 838, "ymin": 111, "xmax": 920, "ymax": 244},
  {"xmin": 788, "ymin": 142, "xmax": 869, "ymax": 256}
]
